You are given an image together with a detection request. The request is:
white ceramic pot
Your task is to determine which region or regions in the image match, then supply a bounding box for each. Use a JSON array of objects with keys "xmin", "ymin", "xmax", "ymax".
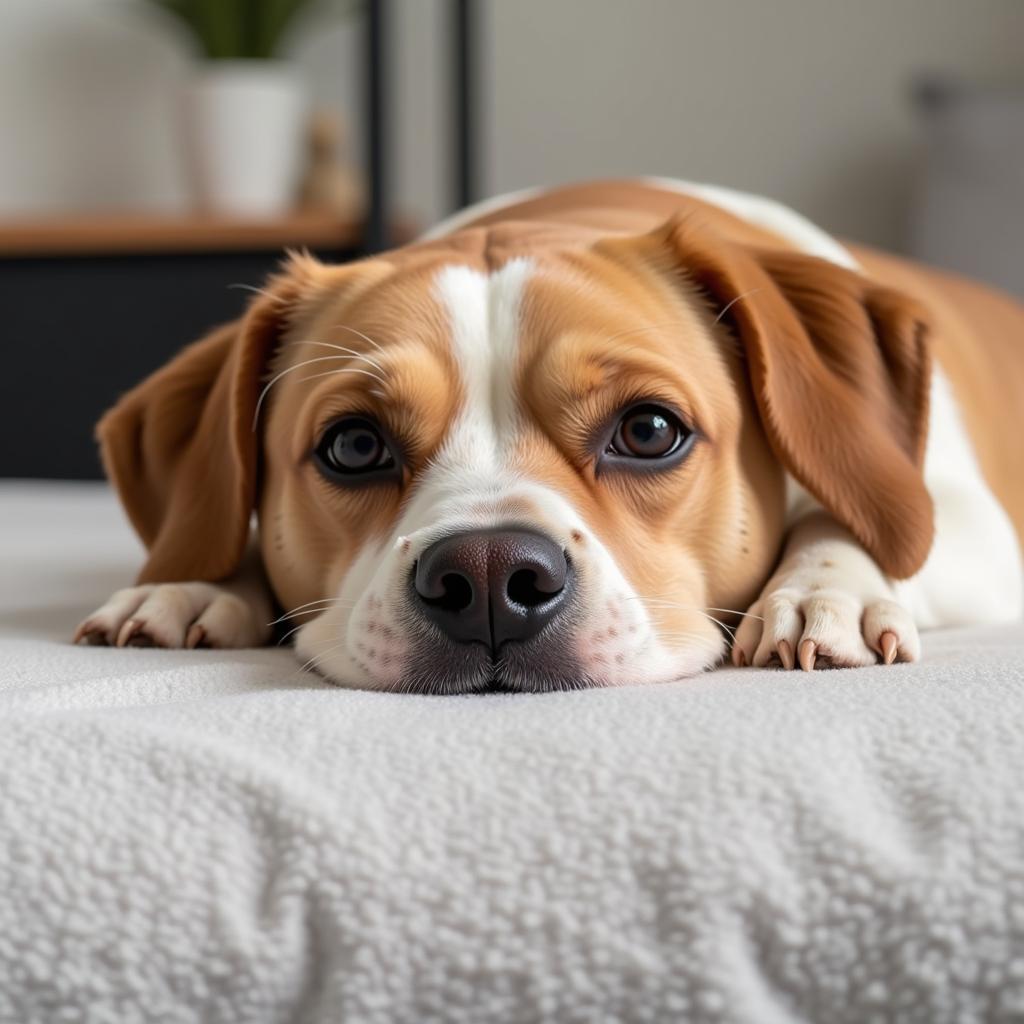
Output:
[{"xmin": 184, "ymin": 61, "xmax": 306, "ymax": 216}]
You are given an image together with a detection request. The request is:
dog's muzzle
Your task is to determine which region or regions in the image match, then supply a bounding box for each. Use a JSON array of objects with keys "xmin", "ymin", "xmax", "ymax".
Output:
[{"xmin": 412, "ymin": 528, "xmax": 572, "ymax": 651}]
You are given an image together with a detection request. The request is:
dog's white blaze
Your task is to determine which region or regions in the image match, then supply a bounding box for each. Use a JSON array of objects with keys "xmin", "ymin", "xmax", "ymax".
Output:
[
  {"xmin": 377, "ymin": 259, "xmax": 533, "ymax": 541},
  {"xmin": 435, "ymin": 259, "xmax": 530, "ymax": 474},
  {"xmin": 296, "ymin": 258, "xmax": 718, "ymax": 688}
]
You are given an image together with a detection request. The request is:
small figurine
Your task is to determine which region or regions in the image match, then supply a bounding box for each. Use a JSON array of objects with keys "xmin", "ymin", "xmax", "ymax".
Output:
[{"xmin": 299, "ymin": 110, "xmax": 365, "ymax": 219}]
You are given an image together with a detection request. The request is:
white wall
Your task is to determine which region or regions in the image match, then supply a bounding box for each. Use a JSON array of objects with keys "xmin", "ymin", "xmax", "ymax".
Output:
[
  {"xmin": 0, "ymin": 0, "xmax": 191, "ymax": 213},
  {"xmin": 484, "ymin": 0, "xmax": 1024, "ymax": 249},
  {"xmin": 1, "ymin": 0, "xmax": 1022, "ymax": 250}
]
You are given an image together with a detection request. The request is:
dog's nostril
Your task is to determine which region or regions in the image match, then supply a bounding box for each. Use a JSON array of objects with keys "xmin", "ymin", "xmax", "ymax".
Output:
[
  {"xmin": 507, "ymin": 568, "xmax": 559, "ymax": 607},
  {"xmin": 414, "ymin": 529, "xmax": 571, "ymax": 648},
  {"xmin": 428, "ymin": 572, "xmax": 474, "ymax": 613}
]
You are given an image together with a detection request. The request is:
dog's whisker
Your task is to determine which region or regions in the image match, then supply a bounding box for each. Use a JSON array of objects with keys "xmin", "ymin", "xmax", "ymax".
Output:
[
  {"xmin": 252, "ymin": 358, "xmax": 388, "ymax": 430},
  {"xmin": 273, "ymin": 608, "xmax": 358, "ymax": 631},
  {"xmin": 705, "ymin": 606, "xmax": 764, "ymax": 620},
  {"xmin": 712, "ymin": 288, "xmax": 762, "ymax": 326},
  {"xmin": 277, "ymin": 622, "xmax": 308, "ymax": 646},
  {"xmin": 277, "ymin": 618, "xmax": 358, "ymax": 646},
  {"xmin": 693, "ymin": 612, "xmax": 736, "ymax": 641},
  {"xmin": 331, "ymin": 323, "xmax": 386, "ymax": 355},
  {"xmin": 269, "ymin": 598, "xmax": 357, "ymax": 625},
  {"xmin": 271, "ymin": 354, "xmax": 388, "ymax": 387},
  {"xmin": 637, "ymin": 601, "xmax": 737, "ymax": 641},
  {"xmin": 270, "ymin": 606, "xmax": 358, "ymax": 630},
  {"xmin": 622, "ymin": 595, "xmax": 744, "ymax": 640},
  {"xmin": 227, "ymin": 282, "xmax": 289, "ymax": 304},
  {"xmin": 627, "ymin": 596, "xmax": 764, "ymax": 621},
  {"xmin": 291, "ymin": 340, "xmax": 387, "ymax": 375},
  {"xmin": 292, "ymin": 367, "xmax": 391, "ymax": 392},
  {"xmin": 299, "ymin": 641, "xmax": 351, "ymax": 676}
]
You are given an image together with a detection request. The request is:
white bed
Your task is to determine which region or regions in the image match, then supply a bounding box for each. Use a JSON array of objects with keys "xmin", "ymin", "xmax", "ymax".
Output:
[{"xmin": 2, "ymin": 480, "xmax": 1024, "ymax": 1023}]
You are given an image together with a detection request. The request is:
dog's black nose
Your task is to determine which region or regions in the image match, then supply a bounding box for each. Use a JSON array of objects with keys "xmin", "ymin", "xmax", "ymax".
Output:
[{"xmin": 413, "ymin": 529, "xmax": 570, "ymax": 649}]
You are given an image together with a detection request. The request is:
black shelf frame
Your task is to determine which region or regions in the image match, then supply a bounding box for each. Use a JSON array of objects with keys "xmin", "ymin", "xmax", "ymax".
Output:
[{"xmin": 362, "ymin": 0, "xmax": 479, "ymax": 253}]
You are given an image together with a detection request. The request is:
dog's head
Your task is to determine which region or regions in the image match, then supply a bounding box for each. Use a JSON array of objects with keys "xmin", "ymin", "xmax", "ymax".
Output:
[{"xmin": 99, "ymin": 214, "xmax": 933, "ymax": 691}]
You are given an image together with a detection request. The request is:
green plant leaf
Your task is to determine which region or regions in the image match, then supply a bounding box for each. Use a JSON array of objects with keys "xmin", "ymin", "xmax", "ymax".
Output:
[
  {"xmin": 255, "ymin": 0, "xmax": 301, "ymax": 58},
  {"xmin": 144, "ymin": 0, "xmax": 361, "ymax": 60}
]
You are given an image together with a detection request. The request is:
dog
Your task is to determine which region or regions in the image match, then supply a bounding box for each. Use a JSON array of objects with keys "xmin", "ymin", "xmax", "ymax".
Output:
[{"xmin": 74, "ymin": 178, "xmax": 1024, "ymax": 691}]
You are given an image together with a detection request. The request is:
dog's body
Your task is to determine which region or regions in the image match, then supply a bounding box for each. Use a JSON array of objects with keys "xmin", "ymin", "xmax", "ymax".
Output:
[{"xmin": 77, "ymin": 179, "xmax": 1024, "ymax": 690}]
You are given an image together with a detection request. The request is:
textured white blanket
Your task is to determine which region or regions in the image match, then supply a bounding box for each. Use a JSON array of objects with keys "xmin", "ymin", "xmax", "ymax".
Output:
[{"xmin": 2, "ymin": 482, "xmax": 1024, "ymax": 1024}]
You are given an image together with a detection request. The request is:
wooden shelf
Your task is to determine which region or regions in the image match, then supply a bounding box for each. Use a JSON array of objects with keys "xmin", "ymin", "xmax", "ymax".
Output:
[{"xmin": 0, "ymin": 211, "xmax": 415, "ymax": 257}]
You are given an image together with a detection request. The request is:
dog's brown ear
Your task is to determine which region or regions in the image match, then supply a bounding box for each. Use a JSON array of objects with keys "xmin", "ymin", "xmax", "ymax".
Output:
[
  {"xmin": 98, "ymin": 254, "xmax": 328, "ymax": 583},
  {"xmin": 659, "ymin": 216, "xmax": 934, "ymax": 578}
]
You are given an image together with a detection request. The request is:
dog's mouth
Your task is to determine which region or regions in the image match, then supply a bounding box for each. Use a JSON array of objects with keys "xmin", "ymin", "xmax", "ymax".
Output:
[{"xmin": 478, "ymin": 674, "xmax": 519, "ymax": 694}]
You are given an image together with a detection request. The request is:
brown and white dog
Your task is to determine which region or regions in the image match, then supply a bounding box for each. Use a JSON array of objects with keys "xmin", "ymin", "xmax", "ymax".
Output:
[{"xmin": 75, "ymin": 179, "xmax": 1024, "ymax": 691}]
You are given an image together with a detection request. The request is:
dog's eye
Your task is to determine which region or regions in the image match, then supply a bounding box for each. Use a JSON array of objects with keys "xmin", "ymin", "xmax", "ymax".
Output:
[
  {"xmin": 609, "ymin": 405, "xmax": 689, "ymax": 459},
  {"xmin": 314, "ymin": 418, "xmax": 395, "ymax": 477}
]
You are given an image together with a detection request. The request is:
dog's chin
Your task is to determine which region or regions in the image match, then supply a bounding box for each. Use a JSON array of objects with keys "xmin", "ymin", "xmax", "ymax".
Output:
[
  {"xmin": 469, "ymin": 639, "xmax": 721, "ymax": 693},
  {"xmin": 301, "ymin": 617, "xmax": 604, "ymax": 693},
  {"xmin": 308, "ymin": 636, "xmax": 716, "ymax": 694},
  {"xmin": 297, "ymin": 606, "xmax": 723, "ymax": 692}
]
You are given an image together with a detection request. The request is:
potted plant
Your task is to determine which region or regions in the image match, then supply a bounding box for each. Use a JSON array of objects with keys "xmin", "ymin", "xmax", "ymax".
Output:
[{"xmin": 149, "ymin": 0, "xmax": 349, "ymax": 216}]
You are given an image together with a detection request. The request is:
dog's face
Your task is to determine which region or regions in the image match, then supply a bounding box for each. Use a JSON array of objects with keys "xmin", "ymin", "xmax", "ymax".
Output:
[
  {"xmin": 259, "ymin": 234, "xmax": 785, "ymax": 690},
  {"xmin": 99, "ymin": 215, "xmax": 933, "ymax": 691}
]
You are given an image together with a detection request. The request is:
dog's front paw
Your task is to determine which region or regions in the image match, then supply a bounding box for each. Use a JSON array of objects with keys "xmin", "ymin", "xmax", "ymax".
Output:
[
  {"xmin": 731, "ymin": 583, "xmax": 919, "ymax": 671},
  {"xmin": 74, "ymin": 583, "xmax": 267, "ymax": 650}
]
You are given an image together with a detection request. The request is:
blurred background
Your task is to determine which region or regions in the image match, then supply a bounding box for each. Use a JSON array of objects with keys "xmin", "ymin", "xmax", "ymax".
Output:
[{"xmin": 2, "ymin": 0, "xmax": 1024, "ymax": 478}]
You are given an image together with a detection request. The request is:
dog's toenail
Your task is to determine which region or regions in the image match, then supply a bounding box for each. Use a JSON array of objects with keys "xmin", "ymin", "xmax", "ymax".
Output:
[
  {"xmin": 777, "ymin": 639, "xmax": 794, "ymax": 670},
  {"xmin": 799, "ymin": 639, "xmax": 816, "ymax": 672},
  {"xmin": 116, "ymin": 619, "xmax": 141, "ymax": 648},
  {"xmin": 880, "ymin": 631, "xmax": 898, "ymax": 665}
]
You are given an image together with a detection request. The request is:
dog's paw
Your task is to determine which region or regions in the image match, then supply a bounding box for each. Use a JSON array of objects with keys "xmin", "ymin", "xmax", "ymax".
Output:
[
  {"xmin": 731, "ymin": 584, "xmax": 919, "ymax": 671},
  {"xmin": 74, "ymin": 583, "xmax": 267, "ymax": 650}
]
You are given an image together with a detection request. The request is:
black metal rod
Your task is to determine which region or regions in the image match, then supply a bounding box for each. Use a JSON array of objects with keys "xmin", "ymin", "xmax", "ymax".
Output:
[
  {"xmin": 364, "ymin": 0, "xmax": 389, "ymax": 253},
  {"xmin": 453, "ymin": 0, "xmax": 478, "ymax": 211}
]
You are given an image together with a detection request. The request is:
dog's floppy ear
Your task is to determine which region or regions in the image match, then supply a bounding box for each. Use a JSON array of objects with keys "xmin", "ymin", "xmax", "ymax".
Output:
[
  {"xmin": 658, "ymin": 216, "xmax": 934, "ymax": 578},
  {"xmin": 98, "ymin": 253, "xmax": 329, "ymax": 584}
]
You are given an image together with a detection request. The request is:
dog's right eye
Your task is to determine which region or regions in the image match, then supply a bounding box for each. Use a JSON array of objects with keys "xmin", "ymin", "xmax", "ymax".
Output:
[{"xmin": 314, "ymin": 417, "xmax": 397, "ymax": 480}]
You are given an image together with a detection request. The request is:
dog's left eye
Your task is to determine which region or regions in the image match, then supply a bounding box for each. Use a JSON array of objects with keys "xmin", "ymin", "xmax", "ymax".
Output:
[
  {"xmin": 608, "ymin": 405, "xmax": 689, "ymax": 459},
  {"xmin": 314, "ymin": 417, "xmax": 396, "ymax": 478}
]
